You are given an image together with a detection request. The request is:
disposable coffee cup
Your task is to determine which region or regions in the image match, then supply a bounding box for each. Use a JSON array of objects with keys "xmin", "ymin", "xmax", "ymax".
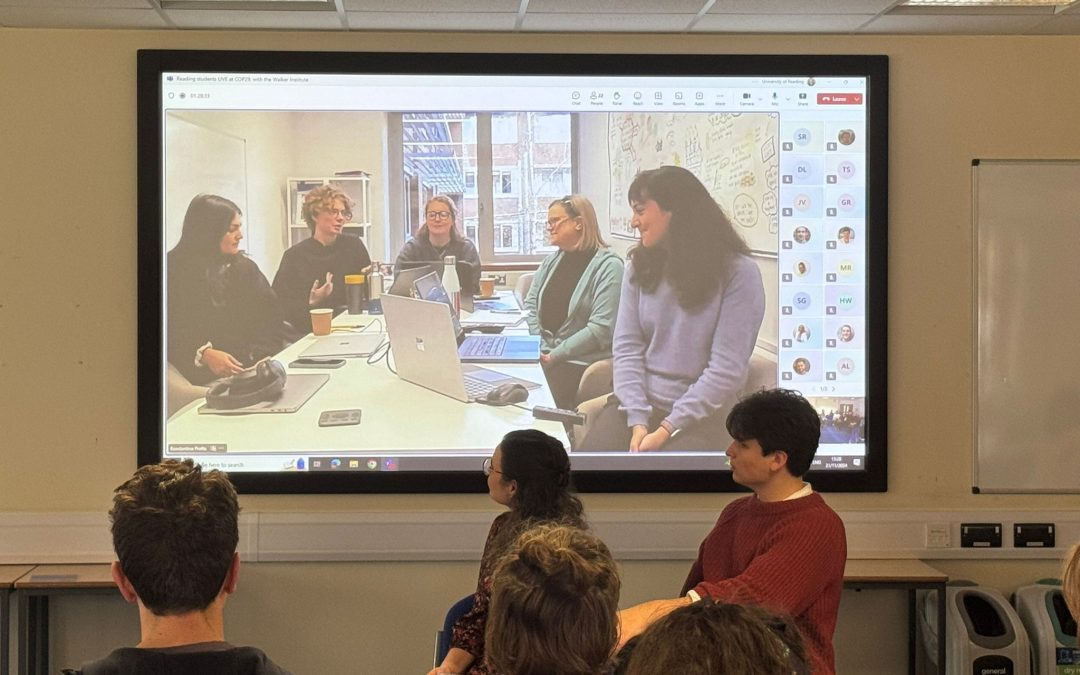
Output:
[
  {"xmin": 479, "ymin": 277, "xmax": 497, "ymax": 298},
  {"xmin": 310, "ymin": 308, "xmax": 333, "ymax": 336}
]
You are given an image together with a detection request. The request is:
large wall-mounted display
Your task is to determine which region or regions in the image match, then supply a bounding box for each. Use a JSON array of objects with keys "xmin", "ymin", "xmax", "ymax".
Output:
[{"xmin": 138, "ymin": 50, "xmax": 888, "ymax": 493}]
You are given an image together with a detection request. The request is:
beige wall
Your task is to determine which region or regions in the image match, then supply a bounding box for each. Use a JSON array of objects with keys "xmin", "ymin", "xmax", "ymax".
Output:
[{"xmin": 2, "ymin": 27, "xmax": 1080, "ymax": 674}]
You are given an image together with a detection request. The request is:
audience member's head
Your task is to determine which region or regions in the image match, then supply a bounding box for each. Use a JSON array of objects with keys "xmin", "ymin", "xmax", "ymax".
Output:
[
  {"xmin": 486, "ymin": 524, "xmax": 620, "ymax": 675},
  {"xmin": 110, "ymin": 459, "xmax": 240, "ymax": 615},
  {"xmin": 497, "ymin": 429, "xmax": 584, "ymax": 524},
  {"xmin": 623, "ymin": 600, "xmax": 808, "ymax": 675},
  {"xmin": 726, "ymin": 388, "xmax": 821, "ymax": 478},
  {"xmin": 1063, "ymin": 541, "xmax": 1080, "ymax": 634}
]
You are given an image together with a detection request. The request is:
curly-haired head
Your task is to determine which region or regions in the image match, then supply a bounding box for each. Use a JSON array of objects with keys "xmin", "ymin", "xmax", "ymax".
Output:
[
  {"xmin": 110, "ymin": 459, "xmax": 239, "ymax": 615},
  {"xmin": 302, "ymin": 184, "xmax": 354, "ymax": 232},
  {"xmin": 486, "ymin": 524, "xmax": 620, "ymax": 675}
]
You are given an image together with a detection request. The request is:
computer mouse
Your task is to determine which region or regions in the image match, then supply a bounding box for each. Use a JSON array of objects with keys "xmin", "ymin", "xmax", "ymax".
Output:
[{"xmin": 483, "ymin": 382, "xmax": 530, "ymax": 406}]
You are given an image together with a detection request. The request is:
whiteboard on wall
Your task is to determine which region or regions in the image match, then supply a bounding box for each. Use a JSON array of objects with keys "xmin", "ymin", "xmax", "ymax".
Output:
[
  {"xmin": 164, "ymin": 114, "xmax": 248, "ymax": 252},
  {"xmin": 606, "ymin": 112, "xmax": 779, "ymax": 253},
  {"xmin": 974, "ymin": 159, "xmax": 1080, "ymax": 493}
]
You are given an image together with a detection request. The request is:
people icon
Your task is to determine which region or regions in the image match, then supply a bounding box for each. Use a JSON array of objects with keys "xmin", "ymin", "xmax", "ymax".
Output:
[
  {"xmin": 795, "ymin": 260, "xmax": 810, "ymax": 277},
  {"xmin": 794, "ymin": 324, "xmax": 811, "ymax": 343},
  {"xmin": 838, "ymin": 129, "xmax": 856, "ymax": 146},
  {"xmin": 837, "ymin": 226, "xmax": 855, "ymax": 244},
  {"xmin": 793, "ymin": 226, "xmax": 811, "ymax": 244},
  {"xmin": 793, "ymin": 357, "xmax": 811, "ymax": 375},
  {"xmin": 838, "ymin": 324, "xmax": 855, "ymax": 342}
]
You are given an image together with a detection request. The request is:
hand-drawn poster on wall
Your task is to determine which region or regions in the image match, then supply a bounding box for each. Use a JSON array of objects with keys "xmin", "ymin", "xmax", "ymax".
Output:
[{"xmin": 607, "ymin": 112, "xmax": 779, "ymax": 253}]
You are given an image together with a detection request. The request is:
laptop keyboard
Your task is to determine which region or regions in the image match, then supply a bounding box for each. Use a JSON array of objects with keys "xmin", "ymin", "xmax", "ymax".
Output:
[
  {"xmin": 459, "ymin": 336, "xmax": 506, "ymax": 358},
  {"xmin": 463, "ymin": 376, "xmax": 500, "ymax": 400}
]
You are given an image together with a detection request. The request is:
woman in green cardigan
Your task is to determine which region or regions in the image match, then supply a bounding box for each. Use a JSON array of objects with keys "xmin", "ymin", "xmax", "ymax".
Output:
[{"xmin": 524, "ymin": 195, "xmax": 624, "ymax": 410}]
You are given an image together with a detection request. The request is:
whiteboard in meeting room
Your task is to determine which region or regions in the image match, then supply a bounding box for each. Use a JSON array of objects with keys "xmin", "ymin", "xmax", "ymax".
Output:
[{"xmin": 974, "ymin": 159, "xmax": 1080, "ymax": 493}]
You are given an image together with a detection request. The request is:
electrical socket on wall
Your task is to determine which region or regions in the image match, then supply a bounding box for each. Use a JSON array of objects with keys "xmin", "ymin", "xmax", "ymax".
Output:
[{"xmin": 926, "ymin": 522, "xmax": 951, "ymax": 548}]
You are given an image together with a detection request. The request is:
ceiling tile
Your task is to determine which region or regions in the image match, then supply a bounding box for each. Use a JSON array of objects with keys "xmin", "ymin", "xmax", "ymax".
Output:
[
  {"xmin": 520, "ymin": 12, "xmax": 696, "ymax": 31},
  {"xmin": 0, "ymin": 7, "xmax": 168, "ymax": 28},
  {"xmin": 693, "ymin": 13, "xmax": 875, "ymax": 31},
  {"xmin": 710, "ymin": 0, "xmax": 898, "ymax": 14},
  {"xmin": 0, "ymin": 0, "xmax": 152, "ymax": 7},
  {"xmin": 346, "ymin": 11, "xmax": 517, "ymax": 30},
  {"xmin": 527, "ymin": 0, "xmax": 707, "ymax": 13},
  {"xmin": 343, "ymin": 0, "xmax": 516, "ymax": 10},
  {"xmin": 166, "ymin": 8, "xmax": 344, "ymax": 28},
  {"xmin": 860, "ymin": 12, "xmax": 1050, "ymax": 32}
]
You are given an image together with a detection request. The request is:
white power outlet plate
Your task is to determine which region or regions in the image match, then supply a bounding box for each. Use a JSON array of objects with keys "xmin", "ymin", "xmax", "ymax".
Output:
[{"xmin": 926, "ymin": 523, "xmax": 951, "ymax": 548}]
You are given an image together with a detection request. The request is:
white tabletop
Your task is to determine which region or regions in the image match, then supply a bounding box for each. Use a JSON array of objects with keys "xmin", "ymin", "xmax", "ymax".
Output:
[{"xmin": 166, "ymin": 302, "xmax": 567, "ymax": 455}]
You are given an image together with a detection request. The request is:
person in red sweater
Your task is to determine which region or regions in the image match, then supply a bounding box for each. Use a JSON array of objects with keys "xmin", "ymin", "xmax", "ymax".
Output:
[{"xmin": 616, "ymin": 388, "xmax": 847, "ymax": 675}]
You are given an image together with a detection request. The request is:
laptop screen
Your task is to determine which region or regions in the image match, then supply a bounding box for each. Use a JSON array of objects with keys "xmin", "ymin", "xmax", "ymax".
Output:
[{"xmin": 413, "ymin": 271, "xmax": 464, "ymax": 340}]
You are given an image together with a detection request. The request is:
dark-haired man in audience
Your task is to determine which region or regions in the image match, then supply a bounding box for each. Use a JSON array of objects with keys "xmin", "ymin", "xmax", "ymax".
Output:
[
  {"xmin": 616, "ymin": 388, "xmax": 847, "ymax": 675},
  {"xmin": 63, "ymin": 459, "xmax": 291, "ymax": 675}
]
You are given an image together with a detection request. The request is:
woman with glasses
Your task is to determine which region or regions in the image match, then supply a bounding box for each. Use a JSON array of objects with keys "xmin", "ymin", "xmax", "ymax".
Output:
[
  {"xmin": 168, "ymin": 194, "xmax": 283, "ymax": 385},
  {"xmin": 429, "ymin": 429, "xmax": 586, "ymax": 675},
  {"xmin": 578, "ymin": 166, "xmax": 765, "ymax": 453},
  {"xmin": 396, "ymin": 195, "xmax": 482, "ymax": 296},
  {"xmin": 272, "ymin": 184, "xmax": 371, "ymax": 336},
  {"xmin": 524, "ymin": 195, "xmax": 624, "ymax": 410}
]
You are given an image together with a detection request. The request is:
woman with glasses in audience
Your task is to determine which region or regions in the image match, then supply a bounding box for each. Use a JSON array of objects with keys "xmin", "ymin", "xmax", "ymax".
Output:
[
  {"xmin": 524, "ymin": 195, "xmax": 624, "ymax": 410},
  {"xmin": 272, "ymin": 184, "xmax": 371, "ymax": 336},
  {"xmin": 168, "ymin": 194, "xmax": 283, "ymax": 385},
  {"xmin": 428, "ymin": 430, "xmax": 586, "ymax": 675},
  {"xmin": 485, "ymin": 524, "xmax": 620, "ymax": 675},
  {"xmin": 396, "ymin": 195, "xmax": 482, "ymax": 296},
  {"xmin": 579, "ymin": 165, "xmax": 766, "ymax": 453}
]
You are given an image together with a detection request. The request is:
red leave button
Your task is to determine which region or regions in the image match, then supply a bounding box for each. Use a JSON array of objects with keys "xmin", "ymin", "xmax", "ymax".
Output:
[{"xmin": 817, "ymin": 93, "xmax": 863, "ymax": 105}]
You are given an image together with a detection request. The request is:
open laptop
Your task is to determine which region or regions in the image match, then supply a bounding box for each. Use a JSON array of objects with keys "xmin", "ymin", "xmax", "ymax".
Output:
[
  {"xmin": 381, "ymin": 293, "xmax": 540, "ymax": 403},
  {"xmin": 388, "ymin": 263, "xmax": 476, "ymax": 312},
  {"xmin": 386, "ymin": 264, "xmax": 437, "ymax": 298},
  {"xmin": 412, "ymin": 272, "xmax": 540, "ymax": 363}
]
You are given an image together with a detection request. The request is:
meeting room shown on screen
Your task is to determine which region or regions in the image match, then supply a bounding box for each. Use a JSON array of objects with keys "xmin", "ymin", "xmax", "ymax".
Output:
[{"xmin": 152, "ymin": 62, "xmax": 876, "ymax": 480}]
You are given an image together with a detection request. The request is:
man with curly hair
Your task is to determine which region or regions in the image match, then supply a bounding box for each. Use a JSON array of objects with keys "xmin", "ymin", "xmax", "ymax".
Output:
[{"xmin": 63, "ymin": 460, "xmax": 291, "ymax": 675}]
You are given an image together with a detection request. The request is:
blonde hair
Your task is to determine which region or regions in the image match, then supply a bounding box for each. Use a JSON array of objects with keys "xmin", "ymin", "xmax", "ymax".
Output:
[
  {"xmin": 302, "ymin": 185, "xmax": 353, "ymax": 232},
  {"xmin": 486, "ymin": 524, "xmax": 619, "ymax": 675},
  {"xmin": 550, "ymin": 195, "xmax": 606, "ymax": 253},
  {"xmin": 1064, "ymin": 542, "xmax": 1080, "ymax": 627}
]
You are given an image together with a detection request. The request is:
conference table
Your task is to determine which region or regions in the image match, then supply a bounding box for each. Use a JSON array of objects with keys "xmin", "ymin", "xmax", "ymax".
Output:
[
  {"xmin": 843, "ymin": 559, "xmax": 947, "ymax": 675},
  {"xmin": 165, "ymin": 292, "xmax": 568, "ymax": 462},
  {"xmin": 1, "ymin": 566, "xmax": 33, "ymax": 675},
  {"xmin": 14, "ymin": 564, "xmax": 117, "ymax": 675}
]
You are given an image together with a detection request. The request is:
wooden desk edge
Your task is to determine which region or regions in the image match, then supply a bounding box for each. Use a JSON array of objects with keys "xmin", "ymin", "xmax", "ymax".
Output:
[
  {"xmin": 0, "ymin": 565, "xmax": 36, "ymax": 588},
  {"xmin": 13, "ymin": 563, "xmax": 116, "ymax": 590},
  {"xmin": 843, "ymin": 559, "xmax": 949, "ymax": 584}
]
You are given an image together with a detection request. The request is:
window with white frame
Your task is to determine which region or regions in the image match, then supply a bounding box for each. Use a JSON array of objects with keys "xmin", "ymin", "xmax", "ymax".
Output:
[{"xmin": 394, "ymin": 112, "xmax": 574, "ymax": 262}]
